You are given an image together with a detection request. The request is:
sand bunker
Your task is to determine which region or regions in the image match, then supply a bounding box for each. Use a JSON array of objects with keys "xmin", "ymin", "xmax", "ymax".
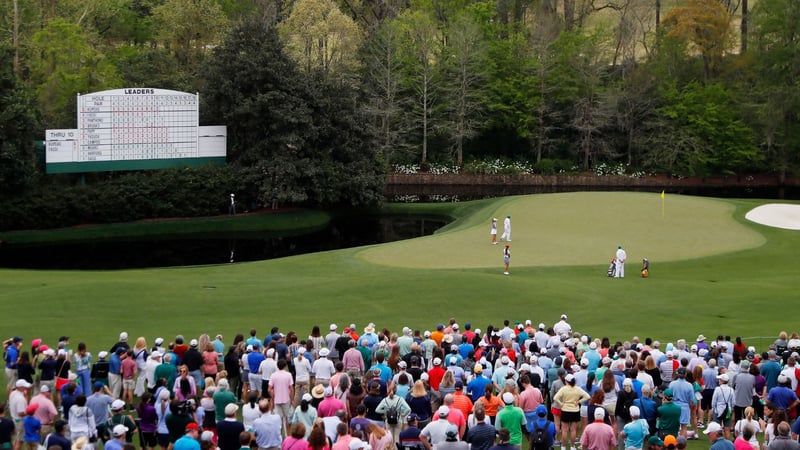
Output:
[{"xmin": 745, "ymin": 204, "xmax": 800, "ymax": 230}]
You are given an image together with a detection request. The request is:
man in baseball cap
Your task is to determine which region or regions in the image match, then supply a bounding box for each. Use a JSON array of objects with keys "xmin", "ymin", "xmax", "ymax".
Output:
[
  {"xmin": 420, "ymin": 407, "xmax": 452, "ymax": 449},
  {"xmin": 496, "ymin": 392, "xmax": 526, "ymax": 447},
  {"xmin": 104, "ymin": 424, "xmax": 128, "ymax": 450},
  {"xmin": 174, "ymin": 423, "xmax": 201, "ymax": 450},
  {"xmin": 581, "ymin": 408, "xmax": 616, "ymax": 450},
  {"xmin": 702, "ymin": 421, "xmax": 733, "ymax": 450},
  {"xmin": 4, "ymin": 337, "xmax": 23, "ymax": 395}
]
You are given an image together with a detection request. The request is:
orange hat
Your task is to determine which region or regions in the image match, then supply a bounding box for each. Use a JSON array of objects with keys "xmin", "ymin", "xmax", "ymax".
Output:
[{"xmin": 664, "ymin": 435, "xmax": 677, "ymax": 448}]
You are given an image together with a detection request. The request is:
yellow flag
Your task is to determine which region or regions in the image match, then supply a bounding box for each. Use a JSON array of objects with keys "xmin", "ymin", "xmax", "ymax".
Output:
[{"xmin": 661, "ymin": 190, "xmax": 665, "ymax": 200}]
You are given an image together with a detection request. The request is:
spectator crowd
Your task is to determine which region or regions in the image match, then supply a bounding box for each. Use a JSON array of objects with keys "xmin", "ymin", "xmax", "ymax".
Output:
[{"xmin": 4, "ymin": 317, "xmax": 800, "ymax": 450}]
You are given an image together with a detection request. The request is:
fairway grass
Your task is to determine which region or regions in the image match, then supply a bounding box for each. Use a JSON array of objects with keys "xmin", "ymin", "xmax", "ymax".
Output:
[{"xmin": 1, "ymin": 193, "xmax": 798, "ymax": 365}]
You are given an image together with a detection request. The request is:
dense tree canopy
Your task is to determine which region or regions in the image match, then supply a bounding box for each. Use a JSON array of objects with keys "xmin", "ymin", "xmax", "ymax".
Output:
[{"xmin": 0, "ymin": 0, "xmax": 798, "ymax": 228}]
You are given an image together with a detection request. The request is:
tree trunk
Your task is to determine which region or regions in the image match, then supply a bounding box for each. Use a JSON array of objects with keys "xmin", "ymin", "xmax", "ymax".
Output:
[
  {"xmin": 13, "ymin": 0, "xmax": 19, "ymax": 78},
  {"xmin": 422, "ymin": 72, "xmax": 428, "ymax": 164},
  {"xmin": 740, "ymin": 0, "xmax": 748, "ymax": 53},
  {"xmin": 655, "ymin": 0, "xmax": 661, "ymax": 31},
  {"xmin": 564, "ymin": 0, "xmax": 575, "ymax": 31}
]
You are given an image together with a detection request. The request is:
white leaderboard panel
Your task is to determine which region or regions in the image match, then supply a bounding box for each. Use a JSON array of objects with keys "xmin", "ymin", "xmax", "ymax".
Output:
[
  {"xmin": 78, "ymin": 88, "xmax": 199, "ymax": 161},
  {"xmin": 46, "ymin": 88, "xmax": 226, "ymax": 174}
]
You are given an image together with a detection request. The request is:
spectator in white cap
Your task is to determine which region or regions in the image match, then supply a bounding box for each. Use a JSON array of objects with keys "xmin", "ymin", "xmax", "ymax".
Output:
[
  {"xmin": 581, "ymin": 408, "xmax": 616, "ymax": 450},
  {"xmin": 421, "ymin": 332, "xmax": 436, "ymax": 362},
  {"xmin": 553, "ymin": 373, "xmax": 590, "ymax": 450},
  {"xmin": 144, "ymin": 351, "xmax": 162, "ymax": 391},
  {"xmin": 30, "ymin": 383, "xmax": 57, "ymax": 439},
  {"xmin": 711, "ymin": 373, "xmax": 734, "ymax": 439},
  {"xmin": 325, "ymin": 324, "xmax": 340, "ymax": 361},
  {"xmin": 766, "ymin": 375, "xmax": 798, "ymax": 412},
  {"xmin": 420, "ymin": 406, "xmax": 452, "ymax": 449},
  {"xmin": 291, "ymin": 347, "xmax": 312, "ymax": 407},
  {"xmin": 181, "ymin": 340, "xmax": 204, "ymax": 389},
  {"xmin": 110, "ymin": 332, "xmax": 130, "ymax": 355},
  {"xmin": 621, "ymin": 405, "xmax": 649, "ymax": 450},
  {"xmin": 397, "ymin": 328, "xmax": 415, "ymax": 358},
  {"xmin": 152, "ymin": 338, "xmax": 166, "ymax": 355},
  {"xmin": 427, "ymin": 358, "xmax": 446, "ymax": 392},
  {"xmin": 534, "ymin": 324, "xmax": 549, "ymax": 351},
  {"xmin": 492, "ymin": 356, "xmax": 514, "ymax": 390},
  {"xmin": 9, "ymin": 378, "xmax": 31, "ymax": 447},
  {"xmin": 312, "ymin": 349, "xmax": 335, "ymax": 387},
  {"xmin": 104, "ymin": 424, "xmax": 128, "ymax": 450},
  {"xmin": 91, "ymin": 350, "xmax": 110, "ymax": 389},
  {"xmin": 216, "ymin": 403, "xmax": 245, "ymax": 450},
  {"xmin": 290, "ymin": 394, "xmax": 317, "ymax": 439},
  {"xmin": 108, "ymin": 399, "xmax": 137, "ymax": 442},
  {"xmin": 702, "ymin": 421, "xmax": 733, "ymax": 449},
  {"xmin": 214, "ymin": 378, "xmax": 236, "ymax": 421},
  {"xmin": 348, "ymin": 438, "xmax": 366, "ymax": 450},
  {"xmin": 553, "ymin": 315, "xmax": 571, "ymax": 337},
  {"xmin": 317, "ymin": 386, "xmax": 345, "ymax": 418},
  {"xmin": 495, "ymin": 391, "xmax": 526, "ymax": 446}
]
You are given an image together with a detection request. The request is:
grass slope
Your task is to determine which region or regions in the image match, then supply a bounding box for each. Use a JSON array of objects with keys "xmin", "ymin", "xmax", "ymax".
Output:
[{"xmin": 1, "ymin": 193, "xmax": 797, "ymax": 357}]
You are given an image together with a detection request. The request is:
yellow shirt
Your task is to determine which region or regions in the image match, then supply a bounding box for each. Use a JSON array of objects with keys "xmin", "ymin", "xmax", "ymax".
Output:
[{"xmin": 553, "ymin": 385, "xmax": 590, "ymax": 413}]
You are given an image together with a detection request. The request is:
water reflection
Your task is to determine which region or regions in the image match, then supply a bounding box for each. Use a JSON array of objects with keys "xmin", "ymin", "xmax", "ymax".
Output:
[{"xmin": 0, "ymin": 216, "xmax": 446, "ymax": 270}]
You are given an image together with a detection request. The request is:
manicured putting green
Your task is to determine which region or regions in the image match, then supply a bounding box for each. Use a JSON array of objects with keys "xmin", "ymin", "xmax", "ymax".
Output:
[{"xmin": 358, "ymin": 192, "xmax": 765, "ymax": 268}]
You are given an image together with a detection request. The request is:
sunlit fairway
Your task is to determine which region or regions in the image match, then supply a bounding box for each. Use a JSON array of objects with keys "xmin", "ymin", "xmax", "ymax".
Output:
[{"xmin": 1, "ymin": 192, "xmax": 798, "ymax": 366}]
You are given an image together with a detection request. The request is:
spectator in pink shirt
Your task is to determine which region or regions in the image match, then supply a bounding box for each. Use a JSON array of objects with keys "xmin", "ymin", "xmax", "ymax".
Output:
[{"xmin": 581, "ymin": 408, "xmax": 616, "ymax": 450}]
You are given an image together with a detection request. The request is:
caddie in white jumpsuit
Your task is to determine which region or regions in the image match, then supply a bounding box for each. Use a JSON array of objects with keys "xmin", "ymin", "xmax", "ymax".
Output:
[
  {"xmin": 501, "ymin": 215, "xmax": 511, "ymax": 242},
  {"xmin": 615, "ymin": 245, "xmax": 627, "ymax": 278}
]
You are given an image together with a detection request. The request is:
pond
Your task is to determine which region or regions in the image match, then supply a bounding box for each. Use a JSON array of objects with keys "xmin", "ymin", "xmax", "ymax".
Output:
[{"xmin": 0, "ymin": 216, "xmax": 447, "ymax": 270}]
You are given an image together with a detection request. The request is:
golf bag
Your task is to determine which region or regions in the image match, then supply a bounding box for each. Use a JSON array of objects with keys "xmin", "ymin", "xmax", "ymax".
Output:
[
  {"xmin": 641, "ymin": 258, "xmax": 650, "ymax": 278},
  {"xmin": 607, "ymin": 258, "xmax": 616, "ymax": 277}
]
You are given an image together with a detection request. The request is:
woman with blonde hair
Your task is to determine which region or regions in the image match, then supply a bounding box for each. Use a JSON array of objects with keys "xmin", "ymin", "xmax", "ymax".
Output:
[
  {"xmin": 173, "ymin": 365, "xmax": 196, "ymax": 401},
  {"xmin": 438, "ymin": 370, "xmax": 456, "ymax": 399},
  {"xmin": 733, "ymin": 406, "xmax": 761, "ymax": 449},
  {"xmin": 366, "ymin": 422, "xmax": 393, "ymax": 450},
  {"xmin": 133, "ymin": 337, "xmax": 149, "ymax": 397},
  {"xmin": 197, "ymin": 335, "xmax": 211, "ymax": 356},
  {"xmin": 643, "ymin": 355, "xmax": 662, "ymax": 388},
  {"xmin": 774, "ymin": 332, "xmax": 789, "ymax": 356},
  {"xmin": 552, "ymin": 374, "xmax": 591, "ymax": 449},
  {"xmin": 376, "ymin": 384, "xmax": 410, "ymax": 443},
  {"xmin": 405, "ymin": 380, "xmax": 432, "ymax": 426}
]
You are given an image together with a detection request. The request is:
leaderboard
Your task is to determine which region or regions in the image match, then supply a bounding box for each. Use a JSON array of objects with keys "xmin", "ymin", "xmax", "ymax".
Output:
[{"xmin": 77, "ymin": 88, "xmax": 199, "ymax": 161}]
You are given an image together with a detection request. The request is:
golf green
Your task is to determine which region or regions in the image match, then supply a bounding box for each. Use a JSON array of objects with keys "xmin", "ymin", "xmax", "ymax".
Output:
[{"xmin": 359, "ymin": 192, "xmax": 765, "ymax": 268}]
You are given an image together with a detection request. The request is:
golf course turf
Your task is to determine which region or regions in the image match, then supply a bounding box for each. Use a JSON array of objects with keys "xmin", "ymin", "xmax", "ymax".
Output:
[{"xmin": 1, "ymin": 192, "xmax": 798, "ymax": 362}]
